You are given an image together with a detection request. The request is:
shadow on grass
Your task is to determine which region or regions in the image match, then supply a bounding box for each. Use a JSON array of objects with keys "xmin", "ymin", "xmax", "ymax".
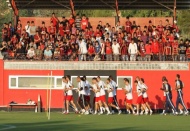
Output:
[{"xmin": 7, "ymin": 120, "xmax": 136, "ymax": 131}]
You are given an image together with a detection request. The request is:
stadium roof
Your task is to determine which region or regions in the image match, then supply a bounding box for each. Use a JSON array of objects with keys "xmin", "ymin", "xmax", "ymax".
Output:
[{"xmin": 12, "ymin": 0, "xmax": 190, "ymax": 10}]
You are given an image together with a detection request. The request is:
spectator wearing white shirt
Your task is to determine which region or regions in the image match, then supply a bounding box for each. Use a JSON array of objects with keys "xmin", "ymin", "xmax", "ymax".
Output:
[
  {"xmin": 27, "ymin": 46, "xmax": 35, "ymax": 60},
  {"xmin": 128, "ymin": 39, "xmax": 138, "ymax": 61},
  {"xmin": 78, "ymin": 38, "xmax": 87, "ymax": 61},
  {"xmin": 25, "ymin": 21, "xmax": 30, "ymax": 36},
  {"xmin": 44, "ymin": 47, "xmax": 52, "ymax": 61},
  {"xmin": 112, "ymin": 39, "xmax": 120, "ymax": 61}
]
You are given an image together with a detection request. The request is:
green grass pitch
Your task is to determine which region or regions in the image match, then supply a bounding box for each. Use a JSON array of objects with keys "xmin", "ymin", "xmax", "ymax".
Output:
[{"xmin": 0, "ymin": 112, "xmax": 190, "ymax": 131}]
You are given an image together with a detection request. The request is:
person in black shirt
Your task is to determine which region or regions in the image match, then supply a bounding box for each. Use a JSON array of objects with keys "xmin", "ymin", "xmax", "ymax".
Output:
[
  {"xmin": 178, "ymin": 39, "xmax": 187, "ymax": 61},
  {"xmin": 60, "ymin": 16, "xmax": 68, "ymax": 29}
]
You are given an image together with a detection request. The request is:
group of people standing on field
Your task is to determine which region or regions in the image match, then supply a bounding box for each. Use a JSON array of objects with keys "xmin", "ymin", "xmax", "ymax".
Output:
[{"xmin": 60, "ymin": 74, "xmax": 189, "ymax": 116}]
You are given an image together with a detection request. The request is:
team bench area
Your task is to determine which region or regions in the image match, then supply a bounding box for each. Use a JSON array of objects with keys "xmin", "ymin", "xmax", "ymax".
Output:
[{"xmin": 8, "ymin": 103, "xmax": 37, "ymax": 112}]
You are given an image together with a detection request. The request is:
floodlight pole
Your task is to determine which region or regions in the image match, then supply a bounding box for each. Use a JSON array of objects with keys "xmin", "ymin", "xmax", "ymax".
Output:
[
  {"xmin": 115, "ymin": 0, "xmax": 120, "ymax": 25},
  {"xmin": 70, "ymin": 0, "xmax": 75, "ymax": 17},
  {"xmin": 173, "ymin": 0, "xmax": 177, "ymax": 24},
  {"xmin": 10, "ymin": 0, "xmax": 19, "ymax": 29}
]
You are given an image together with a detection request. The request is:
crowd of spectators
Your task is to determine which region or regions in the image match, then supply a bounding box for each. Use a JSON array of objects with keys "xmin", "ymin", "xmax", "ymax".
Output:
[{"xmin": 0, "ymin": 13, "xmax": 190, "ymax": 61}]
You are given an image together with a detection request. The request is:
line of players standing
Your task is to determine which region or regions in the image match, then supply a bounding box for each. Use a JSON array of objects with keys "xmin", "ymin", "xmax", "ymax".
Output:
[{"xmin": 61, "ymin": 74, "xmax": 189, "ymax": 115}]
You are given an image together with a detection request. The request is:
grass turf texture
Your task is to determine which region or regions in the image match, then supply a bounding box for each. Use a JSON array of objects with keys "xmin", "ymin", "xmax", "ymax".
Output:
[{"xmin": 0, "ymin": 112, "xmax": 190, "ymax": 131}]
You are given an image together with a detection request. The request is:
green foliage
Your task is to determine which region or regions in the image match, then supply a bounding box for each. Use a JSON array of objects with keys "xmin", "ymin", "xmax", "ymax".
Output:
[{"xmin": 177, "ymin": 10, "xmax": 190, "ymax": 38}]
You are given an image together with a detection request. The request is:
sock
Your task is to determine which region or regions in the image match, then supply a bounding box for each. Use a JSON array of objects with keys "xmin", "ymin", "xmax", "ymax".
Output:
[
  {"xmin": 180, "ymin": 109, "xmax": 183, "ymax": 112},
  {"xmin": 127, "ymin": 109, "xmax": 131, "ymax": 113},
  {"xmin": 106, "ymin": 107, "xmax": 110, "ymax": 112},
  {"xmin": 67, "ymin": 110, "xmax": 69, "ymax": 113},
  {"xmin": 75, "ymin": 108, "xmax": 78, "ymax": 112},
  {"xmin": 116, "ymin": 107, "xmax": 119, "ymax": 110},
  {"xmin": 163, "ymin": 110, "xmax": 165, "ymax": 113},
  {"xmin": 172, "ymin": 109, "xmax": 174, "ymax": 113},
  {"xmin": 100, "ymin": 107, "xmax": 103, "ymax": 112}
]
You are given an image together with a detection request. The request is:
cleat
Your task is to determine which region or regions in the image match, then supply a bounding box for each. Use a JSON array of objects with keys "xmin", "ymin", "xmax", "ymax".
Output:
[
  {"xmin": 150, "ymin": 110, "xmax": 153, "ymax": 115},
  {"xmin": 84, "ymin": 111, "xmax": 89, "ymax": 115},
  {"xmin": 135, "ymin": 113, "xmax": 139, "ymax": 116},
  {"xmin": 118, "ymin": 110, "xmax": 122, "ymax": 115},
  {"xmin": 107, "ymin": 112, "xmax": 112, "ymax": 115}
]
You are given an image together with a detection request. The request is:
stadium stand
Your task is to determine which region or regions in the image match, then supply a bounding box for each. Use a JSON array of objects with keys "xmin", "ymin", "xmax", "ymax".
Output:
[{"xmin": 0, "ymin": 0, "xmax": 190, "ymax": 61}]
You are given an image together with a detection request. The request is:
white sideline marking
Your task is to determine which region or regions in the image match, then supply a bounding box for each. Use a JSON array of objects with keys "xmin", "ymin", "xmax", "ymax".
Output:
[{"xmin": 0, "ymin": 125, "xmax": 16, "ymax": 130}]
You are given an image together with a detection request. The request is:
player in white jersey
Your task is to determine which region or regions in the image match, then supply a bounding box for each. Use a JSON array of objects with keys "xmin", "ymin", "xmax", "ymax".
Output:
[
  {"xmin": 140, "ymin": 78, "xmax": 153, "ymax": 115},
  {"xmin": 62, "ymin": 77, "xmax": 67, "ymax": 114},
  {"xmin": 134, "ymin": 80, "xmax": 146, "ymax": 115},
  {"xmin": 106, "ymin": 78, "xmax": 121, "ymax": 115},
  {"xmin": 109, "ymin": 75, "xmax": 120, "ymax": 113},
  {"xmin": 64, "ymin": 75, "xmax": 78, "ymax": 114},
  {"xmin": 91, "ymin": 77, "xmax": 103, "ymax": 115},
  {"xmin": 83, "ymin": 76, "xmax": 91, "ymax": 114},
  {"xmin": 77, "ymin": 76, "xmax": 87, "ymax": 114},
  {"xmin": 97, "ymin": 76, "xmax": 111, "ymax": 114},
  {"xmin": 122, "ymin": 78, "xmax": 135, "ymax": 114}
]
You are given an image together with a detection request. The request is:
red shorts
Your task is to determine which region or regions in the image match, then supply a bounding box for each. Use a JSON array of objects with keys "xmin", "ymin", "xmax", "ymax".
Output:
[
  {"xmin": 126, "ymin": 98, "xmax": 133, "ymax": 104},
  {"xmin": 66, "ymin": 95, "xmax": 73, "ymax": 101},
  {"xmin": 95, "ymin": 97, "xmax": 100, "ymax": 103},
  {"xmin": 108, "ymin": 97, "xmax": 113, "ymax": 104},
  {"xmin": 100, "ymin": 95, "xmax": 106, "ymax": 102},
  {"xmin": 136, "ymin": 96, "xmax": 144, "ymax": 104},
  {"xmin": 143, "ymin": 97, "xmax": 149, "ymax": 103},
  {"xmin": 84, "ymin": 95, "xmax": 90, "ymax": 102},
  {"xmin": 163, "ymin": 96, "xmax": 166, "ymax": 101}
]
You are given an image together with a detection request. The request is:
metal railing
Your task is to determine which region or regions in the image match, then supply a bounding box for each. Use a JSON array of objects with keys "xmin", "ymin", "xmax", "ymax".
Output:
[{"xmin": 4, "ymin": 61, "xmax": 189, "ymax": 70}]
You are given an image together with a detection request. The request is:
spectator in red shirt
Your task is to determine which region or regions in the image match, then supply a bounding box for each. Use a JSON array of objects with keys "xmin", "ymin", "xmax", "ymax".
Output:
[
  {"xmin": 151, "ymin": 38, "xmax": 159, "ymax": 60},
  {"xmin": 68, "ymin": 15, "xmax": 75, "ymax": 27},
  {"xmin": 158, "ymin": 38, "xmax": 165, "ymax": 61},
  {"xmin": 50, "ymin": 13, "xmax": 59, "ymax": 27},
  {"xmin": 120, "ymin": 40, "xmax": 128, "ymax": 61},
  {"xmin": 48, "ymin": 21, "xmax": 56, "ymax": 36},
  {"xmin": 88, "ymin": 44, "xmax": 95, "ymax": 61},
  {"xmin": 172, "ymin": 39, "xmax": 179, "ymax": 61},
  {"xmin": 40, "ymin": 21, "xmax": 47, "ymax": 36},
  {"xmin": 145, "ymin": 41, "xmax": 152, "ymax": 61},
  {"xmin": 58, "ymin": 23, "xmax": 64, "ymax": 37},
  {"xmin": 105, "ymin": 39, "xmax": 112, "ymax": 61},
  {"xmin": 164, "ymin": 39, "xmax": 172, "ymax": 61},
  {"xmin": 125, "ymin": 16, "xmax": 132, "ymax": 34},
  {"xmin": 81, "ymin": 14, "xmax": 88, "ymax": 30}
]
